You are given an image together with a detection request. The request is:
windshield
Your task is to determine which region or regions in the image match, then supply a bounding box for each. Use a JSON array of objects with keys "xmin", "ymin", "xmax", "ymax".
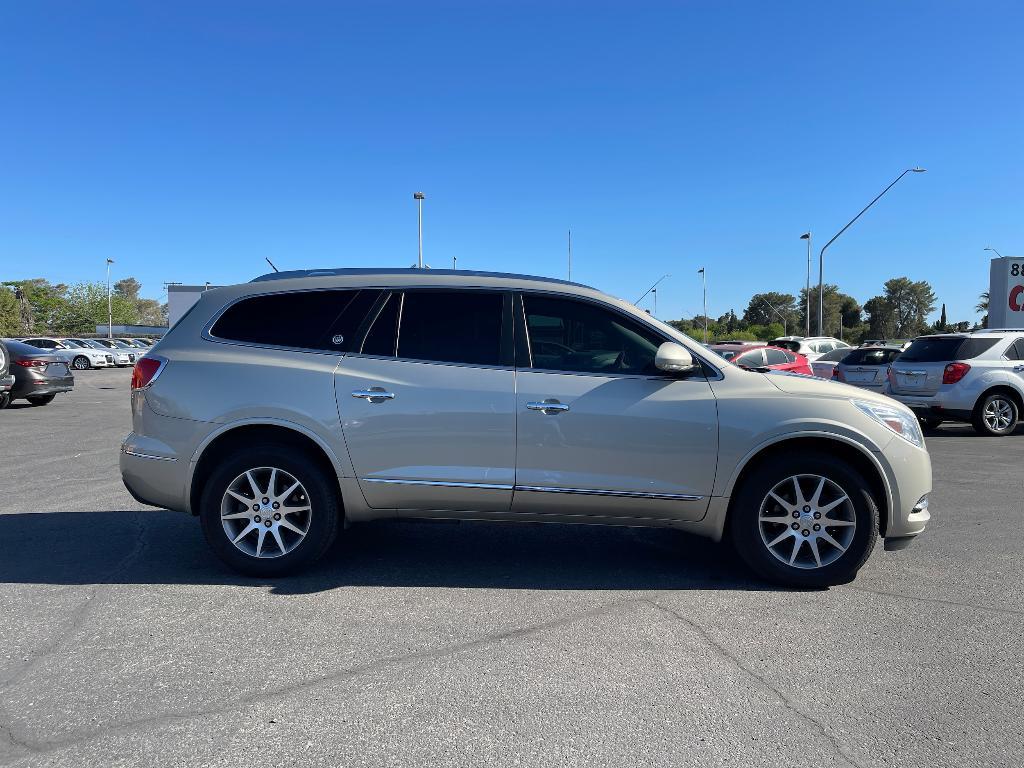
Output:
[
  {"xmin": 819, "ymin": 348, "xmax": 851, "ymax": 362},
  {"xmin": 84, "ymin": 340, "xmax": 108, "ymax": 349},
  {"xmin": 62, "ymin": 339, "xmax": 86, "ymax": 348}
]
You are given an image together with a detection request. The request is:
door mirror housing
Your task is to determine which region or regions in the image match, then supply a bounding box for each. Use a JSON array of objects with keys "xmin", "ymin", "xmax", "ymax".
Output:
[{"xmin": 655, "ymin": 342, "xmax": 698, "ymax": 374}]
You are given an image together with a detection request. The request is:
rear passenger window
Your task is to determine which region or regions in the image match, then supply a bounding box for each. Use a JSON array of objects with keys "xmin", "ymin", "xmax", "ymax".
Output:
[
  {"xmin": 763, "ymin": 348, "xmax": 789, "ymax": 365},
  {"xmin": 210, "ymin": 289, "xmax": 380, "ymax": 351},
  {"xmin": 1007, "ymin": 339, "xmax": 1024, "ymax": 360},
  {"xmin": 397, "ymin": 291, "xmax": 504, "ymax": 366},
  {"xmin": 360, "ymin": 293, "xmax": 400, "ymax": 356}
]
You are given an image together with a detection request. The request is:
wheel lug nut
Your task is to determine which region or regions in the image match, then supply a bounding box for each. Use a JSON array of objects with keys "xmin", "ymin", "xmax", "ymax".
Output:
[
  {"xmin": 813, "ymin": 524, "xmax": 821, "ymax": 531},
  {"xmin": 803, "ymin": 506, "xmax": 811, "ymax": 513},
  {"xmin": 791, "ymin": 522, "xmax": 799, "ymax": 530},
  {"xmin": 801, "ymin": 529, "xmax": 809, "ymax": 537},
  {"xmin": 813, "ymin": 512, "xmax": 821, "ymax": 519},
  {"xmin": 262, "ymin": 498, "xmax": 269, "ymax": 504},
  {"xmin": 792, "ymin": 511, "xmax": 800, "ymax": 518},
  {"xmin": 264, "ymin": 519, "xmax": 272, "ymax": 527},
  {"xmin": 252, "ymin": 504, "xmax": 260, "ymax": 512},
  {"xmin": 274, "ymin": 513, "xmax": 281, "ymax": 521},
  {"xmin": 254, "ymin": 515, "xmax": 261, "ymax": 522},
  {"xmin": 272, "ymin": 502, "xmax": 280, "ymax": 510}
]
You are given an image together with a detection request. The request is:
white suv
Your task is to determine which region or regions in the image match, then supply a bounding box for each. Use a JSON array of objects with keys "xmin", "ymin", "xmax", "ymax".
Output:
[
  {"xmin": 771, "ymin": 336, "xmax": 851, "ymax": 362},
  {"xmin": 886, "ymin": 330, "xmax": 1024, "ymax": 436}
]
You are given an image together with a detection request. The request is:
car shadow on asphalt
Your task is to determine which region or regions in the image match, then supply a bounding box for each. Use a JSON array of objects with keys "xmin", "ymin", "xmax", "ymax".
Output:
[{"xmin": 0, "ymin": 511, "xmax": 780, "ymax": 594}]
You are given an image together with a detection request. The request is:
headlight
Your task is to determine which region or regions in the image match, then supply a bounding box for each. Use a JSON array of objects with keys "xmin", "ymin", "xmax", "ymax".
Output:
[{"xmin": 854, "ymin": 400, "xmax": 924, "ymax": 448}]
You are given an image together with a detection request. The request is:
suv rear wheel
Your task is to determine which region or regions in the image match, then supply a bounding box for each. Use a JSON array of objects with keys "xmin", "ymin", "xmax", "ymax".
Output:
[
  {"xmin": 972, "ymin": 393, "xmax": 1019, "ymax": 436},
  {"xmin": 729, "ymin": 451, "xmax": 878, "ymax": 588},
  {"xmin": 199, "ymin": 444, "xmax": 341, "ymax": 576}
]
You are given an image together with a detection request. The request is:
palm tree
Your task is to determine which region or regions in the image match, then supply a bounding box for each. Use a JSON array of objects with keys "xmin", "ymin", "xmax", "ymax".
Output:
[{"xmin": 976, "ymin": 292, "xmax": 990, "ymax": 313}]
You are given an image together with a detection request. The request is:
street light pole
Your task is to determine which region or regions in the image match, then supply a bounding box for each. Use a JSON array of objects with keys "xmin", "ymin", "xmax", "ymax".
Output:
[
  {"xmin": 106, "ymin": 258, "xmax": 115, "ymax": 339},
  {"xmin": 652, "ymin": 288, "xmax": 657, "ymax": 319},
  {"xmin": 800, "ymin": 232, "xmax": 811, "ymax": 335},
  {"xmin": 984, "ymin": 246, "xmax": 1003, "ymax": 258},
  {"xmin": 698, "ymin": 267, "xmax": 707, "ymax": 344},
  {"xmin": 817, "ymin": 167, "xmax": 926, "ymax": 335},
  {"xmin": 413, "ymin": 192, "xmax": 425, "ymax": 268},
  {"xmin": 567, "ymin": 228, "xmax": 572, "ymax": 281}
]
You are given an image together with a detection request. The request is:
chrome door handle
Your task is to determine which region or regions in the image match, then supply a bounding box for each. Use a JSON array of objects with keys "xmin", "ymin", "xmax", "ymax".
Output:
[
  {"xmin": 1014, "ymin": 365, "xmax": 1024, "ymax": 372},
  {"xmin": 351, "ymin": 388, "xmax": 395, "ymax": 402},
  {"xmin": 526, "ymin": 399, "xmax": 570, "ymax": 414}
]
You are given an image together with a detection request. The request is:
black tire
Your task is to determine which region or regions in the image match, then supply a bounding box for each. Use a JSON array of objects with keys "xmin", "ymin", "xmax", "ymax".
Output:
[
  {"xmin": 26, "ymin": 394, "xmax": 56, "ymax": 407},
  {"xmin": 919, "ymin": 417, "xmax": 943, "ymax": 431},
  {"xmin": 72, "ymin": 355, "xmax": 91, "ymax": 370},
  {"xmin": 199, "ymin": 443, "xmax": 341, "ymax": 576},
  {"xmin": 0, "ymin": 393, "xmax": 10, "ymax": 410},
  {"xmin": 972, "ymin": 393, "xmax": 1019, "ymax": 436},
  {"xmin": 729, "ymin": 451, "xmax": 879, "ymax": 588}
]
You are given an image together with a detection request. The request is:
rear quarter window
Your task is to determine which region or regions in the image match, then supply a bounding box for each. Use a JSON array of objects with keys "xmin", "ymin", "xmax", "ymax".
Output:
[{"xmin": 210, "ymin": 289, "xmax": 381, "ymax": 351}]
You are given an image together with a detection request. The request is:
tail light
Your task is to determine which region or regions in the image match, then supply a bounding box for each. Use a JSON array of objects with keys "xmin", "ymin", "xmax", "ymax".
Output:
[
  {"xmin": 131, "ymin": 356, "xmax": 167, "ymax": 390},
  {"xmin": 943, "ymin": 362, "xmax": 970, "ymax": 385},
  {"xmin": 15, "ymin": 359, "xmax": 48, "ymax": 368},
  {"xmin": 833, "ymin": 367, "xmax": 844, "ymax": 381}
]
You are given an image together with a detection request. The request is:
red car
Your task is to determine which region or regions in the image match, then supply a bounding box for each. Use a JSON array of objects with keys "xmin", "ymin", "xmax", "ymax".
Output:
[{"xmin": 709, "ymin": 344, "xmax": 813, "ymax": 375}]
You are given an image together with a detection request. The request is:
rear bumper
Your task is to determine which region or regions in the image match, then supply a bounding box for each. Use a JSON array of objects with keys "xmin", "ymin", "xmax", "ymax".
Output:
[
  {"xmin": 888, "ymin": 391, "xmax": 973, "ymax": 422},
  {"xmin": 0, "ymin": 374, "xmax": 13, "ymax": 392},
  {"xmin": 11, "ymin": 376, "xmax": 74, "ymax": 398},
  {"xmin": 120, "ymin": 432, "xmax": 190, "ymax": 513}
]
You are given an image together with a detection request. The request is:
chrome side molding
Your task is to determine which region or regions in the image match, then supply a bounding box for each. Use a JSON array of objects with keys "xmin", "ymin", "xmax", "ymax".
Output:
[{"xmin": 359, "ymin": 477, "xmax": 702, "ymax": 501}]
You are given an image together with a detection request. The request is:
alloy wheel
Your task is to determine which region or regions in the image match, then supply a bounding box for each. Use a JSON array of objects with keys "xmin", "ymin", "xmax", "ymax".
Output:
[
  {"xmin": 73, "ymin": 356, "xmax": 89, "ymax": 370},
  {"xmin": 220, "ymin": 467, "xmax": 312, "ymax": 558},
  {"xmin": 758, "ymin": 474, "xmax": 857, "ymax": 570},
  {"xmin": 983, "ymin": 398, "xmax": 1014, "ymax": 433}
]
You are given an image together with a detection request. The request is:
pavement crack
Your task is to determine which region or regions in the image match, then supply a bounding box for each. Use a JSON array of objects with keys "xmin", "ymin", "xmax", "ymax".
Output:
[
  {"xmin": 0, "ymin": 598, "xmax": 628, "ymax": 757},
  {"xmin": 844, "ymin": 585, "xmax": 1024, "ymax": 617},
  {"xmin": 644, "ymin": 599, "xmax": 867, "ymax": 768},
  {"xmin": 0, "ymin": 512, "xmax": 150, "ymax": 690}
]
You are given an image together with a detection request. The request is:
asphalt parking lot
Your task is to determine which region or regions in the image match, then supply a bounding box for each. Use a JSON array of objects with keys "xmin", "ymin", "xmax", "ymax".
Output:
[{"xmin": 0, "ymin": 368, "xmax": 1021, "ymax": 768}]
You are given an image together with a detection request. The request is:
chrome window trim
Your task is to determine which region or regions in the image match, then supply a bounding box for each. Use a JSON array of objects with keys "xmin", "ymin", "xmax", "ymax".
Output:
[
  {"xmin": 341, "ymin": 352, "xmax": 515, "ymax": 373},
  {"xmin": 361, "ymin": 478, "xmax": 703, "ymax": 501},
  {"xmin": 517, "ymin": 288, "xmax": 723, "ymax": 381}
]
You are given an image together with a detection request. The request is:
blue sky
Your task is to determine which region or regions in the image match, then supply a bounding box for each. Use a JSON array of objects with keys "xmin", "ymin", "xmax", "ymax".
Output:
[{"xmin": 1, "ymin": 1, "xmax": 1021, "ymax": 323}]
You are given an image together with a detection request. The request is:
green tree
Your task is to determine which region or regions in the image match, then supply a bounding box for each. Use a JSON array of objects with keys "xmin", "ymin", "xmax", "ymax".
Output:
[
  {"xmin": 864, "ymin": 295, "xmax": 896, "ymax": 339},
  {"xmin": 2, "ymin": 279, "xmax": 68, "ymax": 332},
  {"xmin": 0, "ymin": 286, "xmax": 19, "ymax": 336},
  {"xmin": 882, "ymin": 277, "xmax": 936, "ymax": 337},
  {"xmin": 743, "ymin": 292, "xmax": 798, "ymax": 331},
  {"xmin": 56, "ymin": 282, "xmax": 139, "ymax": 334},
  {"xmin": 933, "ymin": 303, "xmax": 948, "ymax": 332}
]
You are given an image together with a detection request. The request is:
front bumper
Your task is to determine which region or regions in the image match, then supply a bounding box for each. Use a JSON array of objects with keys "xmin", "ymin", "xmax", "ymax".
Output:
[{"xmin": 876, "ymin": 433, "xmax": 932, "ymax": 543}]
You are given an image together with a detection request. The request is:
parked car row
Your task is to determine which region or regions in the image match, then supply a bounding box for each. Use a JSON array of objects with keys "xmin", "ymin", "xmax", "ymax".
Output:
[
  {"xmin": 709, "ymin": 330, "xmax": 1024, "ymax": 437},
  {"xmin": 0, "ymin": 337, "xmax": 155, "ymax": 409},
  {"xmin": 7, "ymin": 337, "xmax": 153, "ymax": 369}
]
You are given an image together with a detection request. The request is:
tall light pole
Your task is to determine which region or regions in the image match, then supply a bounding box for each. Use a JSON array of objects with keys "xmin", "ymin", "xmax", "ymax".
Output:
[
  {"xmin": 800, "ymin": 231, "xmax": 811, "ymax": 335},
  {"xmin": 698, "ymin": 267, "xmax": 707, "ymax": 344},
  {"xmin": 817, "ymin": 167, "xmax": 926, "ymax": 335},
  {"xmin": 984, "ymin": 246, "xmax": 1003, "ymax": 258},
  {"xmin": 105, "ymin": 258, "xmax": 115, "ymax": 339},
  {"xmin": 413, "ymin": 192, "xmax": 425, "ymax": 268},
  {"xmin": 651, "ymin": 287, "xmax": 658, "ymax": 319},
  {"xmin": 567, "ymin": 228, "xmax": 572, "ymax": 281}
]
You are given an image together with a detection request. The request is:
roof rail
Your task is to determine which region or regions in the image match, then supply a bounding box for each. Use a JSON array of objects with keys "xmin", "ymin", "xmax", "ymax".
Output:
[{"xmin": 250, "ymin": 267, "xmax": 589, "ymax": 288}]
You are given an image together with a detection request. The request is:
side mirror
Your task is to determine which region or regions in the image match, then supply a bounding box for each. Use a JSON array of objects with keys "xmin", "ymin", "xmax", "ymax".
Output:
[{"xmin": 655, "ymin": 342, "xmax": 698, "ymax": 374}]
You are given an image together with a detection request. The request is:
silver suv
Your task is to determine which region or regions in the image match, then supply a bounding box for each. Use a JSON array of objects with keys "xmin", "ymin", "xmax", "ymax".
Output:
[
  {"xmin": 886, "ymin": 330, "xmax": 1024, "ymax": 436},
  {"xmin": 120, "ymin": 269, "xmax": 932, "ymax": 586}
]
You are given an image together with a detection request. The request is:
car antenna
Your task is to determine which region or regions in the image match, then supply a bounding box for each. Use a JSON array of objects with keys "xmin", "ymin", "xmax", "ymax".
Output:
[{"xmin": 265, "ymin": 257, "xmax": 280, "ymax": 273}]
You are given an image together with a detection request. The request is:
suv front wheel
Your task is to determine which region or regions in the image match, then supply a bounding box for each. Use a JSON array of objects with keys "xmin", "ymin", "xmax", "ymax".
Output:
[
  {"xmin": 972, "ymin": 393, "xmax": 1019, "ymax": 437},
  {"xmin": 729, "ymin": 451, "xmax": 878, "ymax": 588},
  {"xmin": 199, "ymin": 444, "xmax": 341, "ymax": 576}
]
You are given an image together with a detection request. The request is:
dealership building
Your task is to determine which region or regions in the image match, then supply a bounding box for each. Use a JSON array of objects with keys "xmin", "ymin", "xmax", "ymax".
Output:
[{"xmin": 988, "ymin": 256, "xmax": 1024, "ymax": 328}]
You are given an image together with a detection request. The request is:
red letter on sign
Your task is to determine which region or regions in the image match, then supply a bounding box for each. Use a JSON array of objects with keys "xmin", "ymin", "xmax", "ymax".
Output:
[{"xmin": 1010, "ymin": 285, "xmax": 1024, "ymax": 312}]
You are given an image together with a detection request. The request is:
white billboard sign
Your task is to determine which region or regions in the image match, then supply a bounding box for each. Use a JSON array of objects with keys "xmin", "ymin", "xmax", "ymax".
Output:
[{"xmin": 988, "ymin": 257, "xmax": 1024, "ymax": 329}]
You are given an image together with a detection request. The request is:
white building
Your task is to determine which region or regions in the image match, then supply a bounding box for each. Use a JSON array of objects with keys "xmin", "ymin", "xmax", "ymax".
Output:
[{"xmin": 167, "ymin": 284, "xmax": 221, "ymax": 327}]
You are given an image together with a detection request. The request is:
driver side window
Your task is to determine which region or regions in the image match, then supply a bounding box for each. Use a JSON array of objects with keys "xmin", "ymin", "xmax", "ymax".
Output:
[{"xmin": 522, "ymin": 294, "xmax": 664, "ymax": 375}]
